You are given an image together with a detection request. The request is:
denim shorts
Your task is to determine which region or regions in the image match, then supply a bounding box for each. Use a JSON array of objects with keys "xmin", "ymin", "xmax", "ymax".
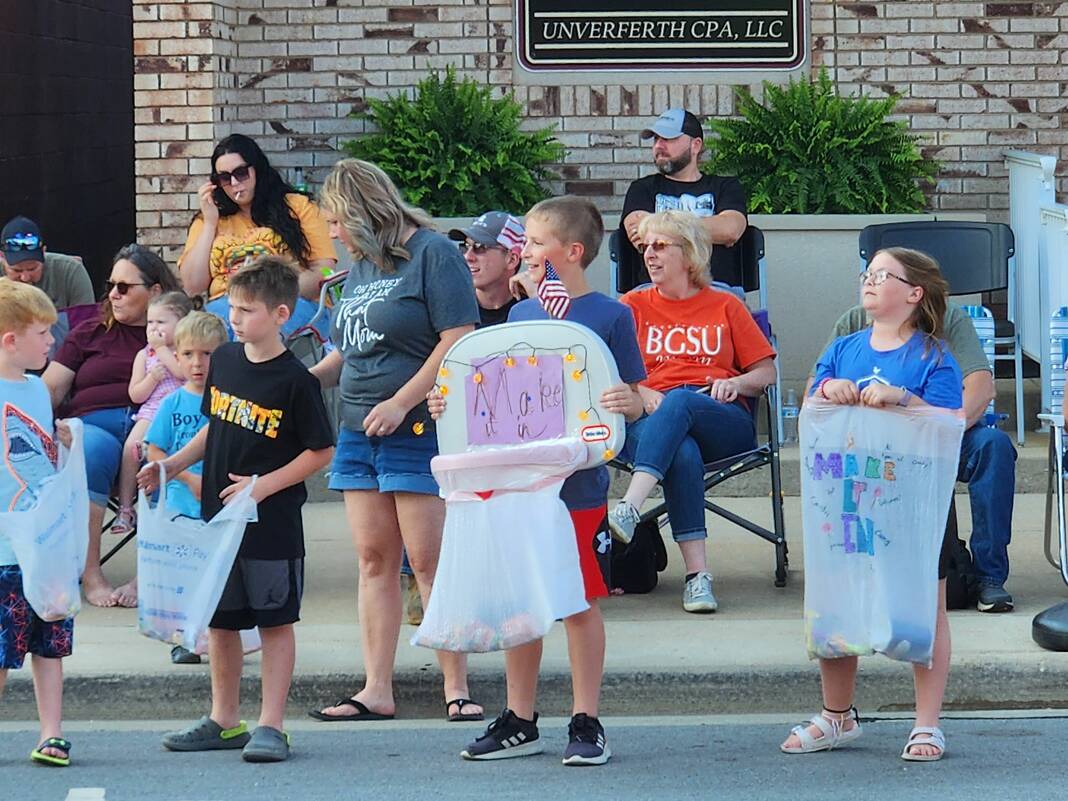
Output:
[
  {"xmin": 328, "ymin": 426, "xmax": 440, "ymax": 495},
  {"xmin": 80, "ymin": 406, "xmax": 135, "ymax": 506}
]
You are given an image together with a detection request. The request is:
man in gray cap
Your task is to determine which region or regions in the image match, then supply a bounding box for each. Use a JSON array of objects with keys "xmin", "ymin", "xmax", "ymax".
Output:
[
  {"xmin": 618, "ymin": 109, "xmax": 748, "ymax": 291},
  {"xmin": 0, "ymin": 215, "xmax": 95, "ymax": 310},
  {"xmin": 448, "ymin": 211, "xmax": 526, "ymax": 328}
]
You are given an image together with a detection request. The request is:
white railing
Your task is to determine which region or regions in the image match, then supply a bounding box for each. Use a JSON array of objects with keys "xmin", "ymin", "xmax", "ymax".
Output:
[{"xmin": 1006, "ymin": 151, "xmax": 1057, "ymax": 365}]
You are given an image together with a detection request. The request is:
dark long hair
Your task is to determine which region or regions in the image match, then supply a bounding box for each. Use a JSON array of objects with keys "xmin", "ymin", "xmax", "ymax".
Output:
[
  {"xmin": 209, "ymin": 134, "xmax": 310, "ymax": 265},
  {"xmin": 102, "ymin": 244, "xmax": 183, "ymax": 330}
]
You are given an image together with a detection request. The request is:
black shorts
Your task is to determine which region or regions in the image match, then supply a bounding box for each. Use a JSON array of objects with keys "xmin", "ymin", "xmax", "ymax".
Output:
[
  {"xmin": 210, "ymin": 558, "xmax": 303, "ymax": 631},
  {"xmin": 938, "ymin": 499, "xmax": 958, "ymax": 581}
]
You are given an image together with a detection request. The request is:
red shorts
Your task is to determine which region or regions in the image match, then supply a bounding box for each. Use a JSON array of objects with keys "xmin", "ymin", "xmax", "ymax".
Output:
[{"xmin": 570, "ymin": 505, "xmax": 611, "ymax": 601}]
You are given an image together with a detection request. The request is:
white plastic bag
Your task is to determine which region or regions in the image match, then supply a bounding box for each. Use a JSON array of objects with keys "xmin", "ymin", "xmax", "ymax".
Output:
[
  {"xmin": 800, "ymin": 400, "xmax": 964, "ymax": 666},
  {"xmin": 137, "ymin": 464, "xmax": 258, "ymax": 651},
  {"xmin": 0, "ymin": 419, "xmax": 89, "ymax": 622}
]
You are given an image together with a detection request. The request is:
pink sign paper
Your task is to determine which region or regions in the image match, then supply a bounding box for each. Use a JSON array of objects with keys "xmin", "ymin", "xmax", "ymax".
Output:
[{"xmin": 465, "ymin": 355, "xmax": 566, "ymax": 445}]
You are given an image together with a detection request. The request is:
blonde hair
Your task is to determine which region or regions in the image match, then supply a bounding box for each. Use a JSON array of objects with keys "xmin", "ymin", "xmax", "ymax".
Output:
[
  {"xmin": 0, "ymin": 279, "xmax": 57, "ymax": 335},
  {"xmin": 525, "ymin": 195, "xmax": 604, "ymax": 268},
  {"xmin": 319, "ymin": 158, "xmax": 433, "ymax": 274},
  {"xmin": 637, "ymin": 211, "xmax": 713, "ymax": 288},
  {"xmin": 875, "ymin": 247, "xmax": 949, "ymax": 355},
  {"xmin": 174, "ymin": 310, "xmax": 228, "ymax": 351},
  {"xmin": 149, "ymin": 290, "xmax": 194, "ymax": 320}
]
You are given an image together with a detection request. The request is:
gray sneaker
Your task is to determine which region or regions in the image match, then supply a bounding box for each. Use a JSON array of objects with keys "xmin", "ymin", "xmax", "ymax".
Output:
[
  {"xmin": 977, "ymin": 584, "xmax": 1014, "ymax": 613},
  {"xmin": 607, "ymin": 501, "xmax": 640, "ymax": 544},
  {"xmin": 242, "ymin": 726, "xmax": 291, "ymax": 763},
  {"xmin": 683, "ymin": 571, "xmax": 718, "ymax": 613}
]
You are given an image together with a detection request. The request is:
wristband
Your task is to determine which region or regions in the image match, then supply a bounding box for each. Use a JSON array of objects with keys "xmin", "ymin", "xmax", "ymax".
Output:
[
  {"xmin": 897, "ymin": 386, "xmax": 912, "ymax": 407},
  {"xmin": 817, "ymin": 378, "xmax": 832, "ymax": 398}
]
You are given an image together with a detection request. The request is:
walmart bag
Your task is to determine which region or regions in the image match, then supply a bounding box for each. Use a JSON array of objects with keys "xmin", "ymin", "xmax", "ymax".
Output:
[
  {"xmin": 137, "ymin": 464, "xmax": 258, "ymax": 651},
  {"xmin": 0, "ymin": 419, "xmax": 89, "ymax": 621},
  {"xmin": 800, "ymin": 400, "xmax": 964, "ymax": 667}
]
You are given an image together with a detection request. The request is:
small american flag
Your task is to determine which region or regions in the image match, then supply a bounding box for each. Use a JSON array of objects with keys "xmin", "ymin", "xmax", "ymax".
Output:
[
  {"xmin": 496, "ymin": 214, "xmax": 526, "ymax": 252},
  {"xmin": 537, "ymin": 259, "xmax": 571, "ymax": 319}
]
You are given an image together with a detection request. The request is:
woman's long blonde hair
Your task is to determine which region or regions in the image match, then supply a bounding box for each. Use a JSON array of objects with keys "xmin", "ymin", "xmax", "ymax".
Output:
[{"xmin": 319, "ymin": 159, "xmax": 433, "ymax": 273}]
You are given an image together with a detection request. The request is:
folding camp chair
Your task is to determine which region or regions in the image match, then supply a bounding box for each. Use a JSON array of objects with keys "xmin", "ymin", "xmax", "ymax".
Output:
[
  {"xmin": 1038, "ymin": 307, "xmax": 1068, "ymax": 587},
  {"xmin": 858, "ymin": 221, "xmax": 1023, "ymax": 444},
  {"xmin": 100, "ymin": 498, "xmax": 134, "ymax": 566},
  {"xmin": 608, "ymin": 227, "xmax": 789, "ymax": 587}
]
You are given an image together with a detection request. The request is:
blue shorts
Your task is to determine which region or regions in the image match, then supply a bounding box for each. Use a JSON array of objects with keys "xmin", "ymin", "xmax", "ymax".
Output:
[
  {"xmin": 0, "ymin": 565, "xmax": 74, "ymax": 669},
  {"xmin": 328, "ymin": 426, "xmax": 439, "ymax": 495}
]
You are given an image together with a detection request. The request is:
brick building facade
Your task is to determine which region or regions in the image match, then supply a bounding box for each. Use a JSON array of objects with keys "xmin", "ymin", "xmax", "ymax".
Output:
[{"xmin": 132, "ymin": 0, "xmax": 1068, "ymax": 264}]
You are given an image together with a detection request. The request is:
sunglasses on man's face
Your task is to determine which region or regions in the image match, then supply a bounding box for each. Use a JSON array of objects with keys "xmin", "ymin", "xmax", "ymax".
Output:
[
  {"xmin": 3, "ymin": 233, "xmax": 41, "ymax": 251},
  {"xmin": 105, "ymin": 280, "xmax": 147, "ymax": 296},
  {"xmin": 212, "ymin": 164, "xmax": 252, "ymax": 185},
  {"xmin": 458, "ymin": 241, "xmax": 505, "ymax": 256},
  {"xmin": 637, "ymin": 239, "xmax": 683, "ymax": 255}
]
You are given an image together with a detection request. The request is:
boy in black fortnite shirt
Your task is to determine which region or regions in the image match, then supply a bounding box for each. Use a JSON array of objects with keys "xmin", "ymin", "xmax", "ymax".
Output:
[{"xmin": 138, "ymin": 256, "xmax": 334, "ymax": 763}]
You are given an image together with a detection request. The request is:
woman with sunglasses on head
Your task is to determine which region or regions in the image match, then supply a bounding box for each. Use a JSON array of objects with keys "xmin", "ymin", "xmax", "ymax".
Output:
[
  {"xmin": 178, "ymin": 134, "xmax": 336, "ymax": 334},
  {"xmin": 42, "ymin": 245, "xmax": 182, "ymax": 607},
  {"xmin": 606, "ymin": 210, "xmax": 777, "ymax": 613}
]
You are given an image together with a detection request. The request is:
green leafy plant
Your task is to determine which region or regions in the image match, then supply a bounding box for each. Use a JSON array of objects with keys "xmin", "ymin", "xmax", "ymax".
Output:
[
  {"xmin": 703, "ymin": 69, "xmax": 939, "ymax": 214},
  {"xmin": 341, "ymin": 68, "xmax": 565, "ymax": 217}
]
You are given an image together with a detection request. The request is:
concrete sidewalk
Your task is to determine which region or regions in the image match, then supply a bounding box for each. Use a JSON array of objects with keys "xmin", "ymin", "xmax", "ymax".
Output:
[{"xmin": 7, "ymin": 494, "xmax": 1068, "ymax": 720}]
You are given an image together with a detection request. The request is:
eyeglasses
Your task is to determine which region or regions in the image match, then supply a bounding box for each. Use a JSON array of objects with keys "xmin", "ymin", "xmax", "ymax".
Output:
[
  {"xmin": 458, "ymin": 241, "xmax": 505, "ymax": 255},
  {"xmin": 637, "ymin": 240, "xmax": 683, "ymax": 255},
  {"xmin": 105, "ymin": 280, "xmax": 147, "ymax": 296},
  {"xmin": 3, "ymin": 233, "xmax": 41, "ymax": 251},
  {"xmin": 860, "ymin": 268, "xmax": 916, "ymax": 287},
  {"xmin": 212, "ymin": 164, "xmax": 252, "ymax": 185}
]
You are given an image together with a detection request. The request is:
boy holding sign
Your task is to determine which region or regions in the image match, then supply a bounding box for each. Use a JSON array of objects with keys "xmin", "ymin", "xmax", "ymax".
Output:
[
  {"xmin": 0, "ymin": 281, "xmax": 74, "ymax": 766},
  {"xmin": 441, "ymin": 196, "xmax": 645, "ymax": 765},
  {"xmin": 782, "ymin": 248, "xmax": 962, "ymax": 762}
]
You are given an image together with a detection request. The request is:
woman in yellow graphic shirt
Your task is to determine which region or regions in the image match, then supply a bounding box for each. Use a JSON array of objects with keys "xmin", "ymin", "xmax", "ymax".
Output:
[{"xmin": 178, "ymin": 134, "xmax": 336, "ymax": 338}]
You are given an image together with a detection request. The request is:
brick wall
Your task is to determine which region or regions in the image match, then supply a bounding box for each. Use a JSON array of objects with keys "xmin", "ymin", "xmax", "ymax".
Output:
[
  {"xmin": 132, "ymin": 0, "xmax": 1068, "ymax": 264},
  {"xmin": 0, "ymin": 0, "xmax": 134, "ymax": 286}
]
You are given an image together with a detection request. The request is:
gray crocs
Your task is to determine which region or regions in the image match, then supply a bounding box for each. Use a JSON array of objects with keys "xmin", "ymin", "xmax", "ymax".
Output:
[
  {"xmin": 162, "ymin": 716, "xmax": 250, "ymax": 752},
  {"xmin": 242, "ymin": 726, "xmax": 291, "ymax": 763}
]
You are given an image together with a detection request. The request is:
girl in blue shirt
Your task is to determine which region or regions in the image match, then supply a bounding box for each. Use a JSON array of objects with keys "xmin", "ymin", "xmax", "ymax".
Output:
[{"xmin": 782, "ymin": 248, "xmax": 963, "ymax": 763}]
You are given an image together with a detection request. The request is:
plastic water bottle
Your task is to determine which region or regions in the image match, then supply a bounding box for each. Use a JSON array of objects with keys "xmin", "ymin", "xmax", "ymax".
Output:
[
  {"xmin": 782, "ymin": 388, "xmax": 799, "ymax": 444},
  {"xmin": 293, "ymin": 167, "xmax": 308, "ymax": 195}
]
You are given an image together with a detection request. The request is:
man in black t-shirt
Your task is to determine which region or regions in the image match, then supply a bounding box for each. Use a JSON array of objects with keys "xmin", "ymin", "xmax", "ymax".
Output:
[
  {"xmin": 618, "ymin": 109, "xmax": 748, "ymax": 292},
  {"xmin": 448, "ymin": 211, "xmax": 525, "ymax": 328}
]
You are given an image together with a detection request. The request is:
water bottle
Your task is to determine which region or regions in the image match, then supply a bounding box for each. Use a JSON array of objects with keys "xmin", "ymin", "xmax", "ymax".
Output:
[
  {"xmin": 782, "ymin": 388, "xmax": 799, "ymax": 444},
  {"xmin": 293, "ymin": 167, "xmax": 308, "ymax": 195}
]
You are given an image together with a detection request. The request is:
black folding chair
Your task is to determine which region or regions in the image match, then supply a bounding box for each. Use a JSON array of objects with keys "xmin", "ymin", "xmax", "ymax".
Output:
[{"xmin": 858, "ymin": 221, "xmax": 1022, "ymax": 444}]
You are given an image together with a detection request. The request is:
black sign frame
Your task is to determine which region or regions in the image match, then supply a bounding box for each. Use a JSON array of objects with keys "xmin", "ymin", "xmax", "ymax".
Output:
[{"xmin": 516, "ymin": 0, "xmax": 807, "ymax": 72}]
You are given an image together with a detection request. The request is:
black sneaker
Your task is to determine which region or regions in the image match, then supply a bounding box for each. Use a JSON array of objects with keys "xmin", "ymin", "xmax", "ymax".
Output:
[
  {"xmin": 977, "ymin": 584, "xmax": 1014, "ymax": 613},
  {"xmin": 562, "ymin": 713, "xmax": 611, "ymax": 766},
  {"xmin": 460, "ymin": 709, "xmax": 542, "ymax": 761}
]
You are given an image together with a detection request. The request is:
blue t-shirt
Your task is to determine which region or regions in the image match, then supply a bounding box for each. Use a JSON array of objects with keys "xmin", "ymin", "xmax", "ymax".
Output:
[
  {"xmin": 812, "ymin": 329, "xmax": 963, "ymax": 410},
  {"xmin": 509, "ymin": 292, "xmax": 647, "ymax": 510},
  {"xmin": 0, "ymin": 375, "xmax": 58, "ymax": 565},
  {"xmin": 144, "ymin": 387, "xmax": 207, "ymax": 519}
]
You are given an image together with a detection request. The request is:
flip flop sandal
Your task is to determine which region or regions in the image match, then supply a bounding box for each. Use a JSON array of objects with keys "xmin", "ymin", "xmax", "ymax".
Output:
[
  {"xmin": 901, "ymin": 726, "xmax": 945, "ymax": 762},
  {"xmin": 307, "ymin": 698, "xmax": 395, "ymax": 722},
  {"xmin": 446, "ymin": 698, "xmax": 485, "ymax": 722},
  {"xmin": 780, "ymin": 709, "xmax": 862, "ymax": 754},
  {"xmin": 242, "ymin": 726, "xmax": 291, "ymax": 763},
  {"xmin": 31, "ymin": 737, "xmax": 71, "ymax": 767},
  {"xmin": 161, "ymin": 716, "xmax": 250, "ymax": 751}
]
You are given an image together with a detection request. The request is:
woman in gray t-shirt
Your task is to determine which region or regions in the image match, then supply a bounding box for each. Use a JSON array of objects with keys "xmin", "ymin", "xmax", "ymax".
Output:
[{"xmin": 308, "ymin": 159, "xmax": 484, "ymax": 723}]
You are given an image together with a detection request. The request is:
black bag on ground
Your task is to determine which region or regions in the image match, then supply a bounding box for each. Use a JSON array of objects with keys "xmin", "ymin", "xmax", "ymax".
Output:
[
  {"xmin": 610, "ymin": 518, "xmax": 668, "ymax": 594},
  {"xmin": 945, "ymin": 538, "xmax": 980, "ymax": 610}
]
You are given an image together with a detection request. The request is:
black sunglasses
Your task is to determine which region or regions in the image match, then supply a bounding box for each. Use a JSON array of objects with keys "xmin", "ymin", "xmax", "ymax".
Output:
[
  {"xmin": 105, "ymin": 280, "xmax": 148, "ymax": 296},
  {"xmin": 458, "ymin": 241, "xmax": 505, "ymax": 255},
  {"xmin": 3, "ymin": 233, "xmax": 41, "ymax": 251},
  {"xmin": 212, "ymin": 164, "xmax": 252, "ymax": 185}
]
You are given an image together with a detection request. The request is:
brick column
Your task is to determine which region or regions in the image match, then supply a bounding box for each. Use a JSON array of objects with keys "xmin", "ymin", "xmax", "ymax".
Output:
[{"xmin": 133, "ymin": 1, "xmax": 237, "ymax": 264}]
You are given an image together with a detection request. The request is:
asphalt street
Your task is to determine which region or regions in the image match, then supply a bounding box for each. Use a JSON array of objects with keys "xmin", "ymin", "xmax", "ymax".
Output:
[{"xmin": 6, "ymin": 713, "xmax": 1066, "ymax": 801}]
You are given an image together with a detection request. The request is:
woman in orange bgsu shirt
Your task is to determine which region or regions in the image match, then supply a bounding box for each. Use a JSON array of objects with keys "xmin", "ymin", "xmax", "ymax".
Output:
[{"xmin": 608, "ymin": 210, "xmax": 776, "ymax": 613}]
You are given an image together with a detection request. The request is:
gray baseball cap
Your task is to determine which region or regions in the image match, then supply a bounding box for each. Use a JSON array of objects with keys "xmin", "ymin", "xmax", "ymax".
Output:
[
  {"xmin": 640, "ymin": 108, "xmax": 704, "ymax": 141},
  {"xmin": 448, "ymin": 211, "xmax": 526, "ymax": 251}
]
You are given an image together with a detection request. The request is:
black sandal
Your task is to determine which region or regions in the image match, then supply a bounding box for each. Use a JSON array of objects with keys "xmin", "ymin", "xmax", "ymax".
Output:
[
  {"xmin": 446, "ymin": 698, "xmax": 485, "ymax": 722},
  {"xmin": 31, "ymin": 737, "xmax": 71, "ymax": 767},
  {"xmin": 308, "ymin": 698, "xmax": 395, "ymax": 722}
]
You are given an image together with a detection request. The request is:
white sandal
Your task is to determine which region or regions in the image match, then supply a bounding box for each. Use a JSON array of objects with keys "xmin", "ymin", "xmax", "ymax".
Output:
[
  {"xmin": 780, "ymin": 708, "xmax": 862, "ymax": 754},
  {"xmin": 901, "ymin": 726, "xmax": 945, "ymax": 762}
]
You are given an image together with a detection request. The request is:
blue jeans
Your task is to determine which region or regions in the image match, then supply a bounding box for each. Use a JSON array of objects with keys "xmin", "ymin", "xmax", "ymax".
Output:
[
  {"xmin": 958, "ymin": 424, "xmax": 1016, "ymax": 586},
  {"xmin": 620, "ymin": 387, "xmax": 755, "ymax": 542},
  {"xmin": 80, "ymin": 406, "xmax": 135, "ymax": 506}
]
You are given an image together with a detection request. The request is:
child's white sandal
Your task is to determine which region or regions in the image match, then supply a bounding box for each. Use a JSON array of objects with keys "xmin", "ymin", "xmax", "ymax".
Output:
[
  {"xmin": 901, "ymin": 726, "xmax": 945, "ymax": 762},
  {"xmin": 780, "ymin": 708, "xmax": 862, "ymax": 754}
]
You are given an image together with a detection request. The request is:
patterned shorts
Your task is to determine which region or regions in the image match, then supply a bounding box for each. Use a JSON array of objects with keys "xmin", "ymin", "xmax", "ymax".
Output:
[{"xmin": 0, "ymin": 564, "xmax": 74, "ymax": 669}]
